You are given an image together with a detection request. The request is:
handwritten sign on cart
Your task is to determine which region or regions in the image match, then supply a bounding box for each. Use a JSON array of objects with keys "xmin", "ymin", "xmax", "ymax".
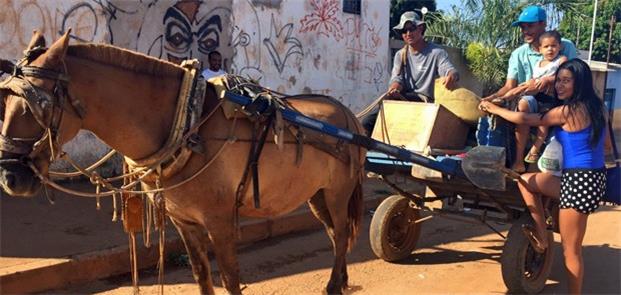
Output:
[{"xmin": 371, "ymin": 100, "xmax": 468, "ymax": 153}]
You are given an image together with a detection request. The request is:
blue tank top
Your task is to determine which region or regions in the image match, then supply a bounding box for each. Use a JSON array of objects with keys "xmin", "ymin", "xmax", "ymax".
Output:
[{"xmin": 555, "ymin": 126, "xmax": 605, "ymax": 169}]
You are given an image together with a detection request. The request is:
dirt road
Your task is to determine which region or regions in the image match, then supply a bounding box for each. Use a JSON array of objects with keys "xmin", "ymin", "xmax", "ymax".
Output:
[{"xmin": 58, "ymin": 206, "xmax": 620, "ymax": 294}]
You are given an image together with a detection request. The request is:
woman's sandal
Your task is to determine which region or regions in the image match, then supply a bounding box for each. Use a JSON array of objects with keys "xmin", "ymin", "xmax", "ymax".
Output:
[
  {"xmin": 521, "ymin": 224, "xmax": 547, "ymax": 254},
  {"xmin": 524, "ymin": 151, "xmax": 540, "ymax": 164}
]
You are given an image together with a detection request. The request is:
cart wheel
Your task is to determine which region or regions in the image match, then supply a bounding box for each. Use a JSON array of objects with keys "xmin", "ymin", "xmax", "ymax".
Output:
[
  {"xmin": 369, "ymin": 195, "xmax": 421, "ymax": 262},
  {"xmin": 500, "ymin": 215, "xmax": 554, "ymax": 294}
]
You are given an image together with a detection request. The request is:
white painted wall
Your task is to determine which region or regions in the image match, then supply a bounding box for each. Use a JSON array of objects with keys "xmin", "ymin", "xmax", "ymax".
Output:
[
  {"xmin": 230, "ymin": 0, "xmax": 390, "ymax": 111},
  {"xmin": 0, "ymin": 0, "xmax": 390, "ymax": 174}
]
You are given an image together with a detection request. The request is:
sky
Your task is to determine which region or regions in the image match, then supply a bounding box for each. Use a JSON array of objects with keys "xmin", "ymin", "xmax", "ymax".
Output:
[
  {"xmin": 435, "ymin": 1, "xmax": 562, "ymax": 28},
  {"xmin": 436, "ymin": 0, "xmax": 465, "ymax": 13}
]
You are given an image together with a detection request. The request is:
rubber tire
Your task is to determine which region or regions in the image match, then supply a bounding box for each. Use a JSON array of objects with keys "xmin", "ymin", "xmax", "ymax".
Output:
[
  {"xmin": 500, "ymin": 215, "xmax": 555, "ymax": 294},
  {"xmin": 369, "ymin": 195, "xmax": 421, "ymax": 262}
]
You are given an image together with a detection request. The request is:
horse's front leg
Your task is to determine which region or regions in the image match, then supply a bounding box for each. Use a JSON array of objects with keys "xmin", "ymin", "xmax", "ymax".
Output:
[
  {"xmin": 170, "ymin": 217, "xmax": 216, "ymax": 295},
  {"xmin": 206, "ymin": 216, "xmax": 242, "ymax": 295}
]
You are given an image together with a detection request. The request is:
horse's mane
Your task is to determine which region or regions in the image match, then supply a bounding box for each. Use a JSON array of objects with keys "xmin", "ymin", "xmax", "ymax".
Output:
[{"xmin": 66, "ymin": 43, "xmax": 183, "ymax": 77}]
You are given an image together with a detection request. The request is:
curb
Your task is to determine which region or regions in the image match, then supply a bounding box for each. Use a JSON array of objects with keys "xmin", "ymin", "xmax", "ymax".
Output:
[{"xmin": 0, "ymin": 195, "xmax": 384, "ymax": 294}]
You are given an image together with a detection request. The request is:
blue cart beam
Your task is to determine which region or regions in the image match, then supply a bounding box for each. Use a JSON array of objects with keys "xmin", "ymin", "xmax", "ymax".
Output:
[{"xmin": 224, "ymin": 91, "xmax": 464, "ymax": 178}]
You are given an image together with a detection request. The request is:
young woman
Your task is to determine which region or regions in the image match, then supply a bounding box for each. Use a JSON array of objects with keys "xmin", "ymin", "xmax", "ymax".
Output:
[{"xmin": 479, "ymin": 59, "xmax": 607, "ymax": 294}]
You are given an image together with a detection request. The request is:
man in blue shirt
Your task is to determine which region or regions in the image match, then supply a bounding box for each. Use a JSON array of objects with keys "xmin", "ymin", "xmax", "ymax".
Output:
[
  {"xmin": 481, "ymin": 5, "xmax": 578, "ymax": 172},
  {"xmin": 485, "ymin": 5, "xmax": 577, "ymax": 100}
]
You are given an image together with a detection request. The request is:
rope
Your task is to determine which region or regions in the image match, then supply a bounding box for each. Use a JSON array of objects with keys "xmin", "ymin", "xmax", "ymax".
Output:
[
  {"xmin": 356, "ymin": 92, "xmax": 389, "ymax": 119},
  {"xmin": 157, "ymin": 190, "xmax": 166, "ymax": 294},
  {"xmin": 144, "ymin": 195, "xmax": 153, "ymax": 247},
  {"xmin": 48, "ymin": 149, "xmax": 117, "ymax": 178},
  {"xmin": 31, "ymin": 136, "xmax": 232, "ymax": 196},
  {"xmin": 28, "ymin": 107, "xmax": 238, "ymax": 198},
  {"xmin": 129, "ymin": 231, "xmax": 140, "ymax": 295}
]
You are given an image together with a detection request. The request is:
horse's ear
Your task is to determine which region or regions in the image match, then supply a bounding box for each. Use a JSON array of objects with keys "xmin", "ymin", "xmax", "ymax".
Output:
[
  {"xmin": 41, "ymin": 29, "xmax": 71, "ymax": 67},
  {"xmin": 26, "ymin": 30, "xmax": 46, "ymax": 51},
  {"xmin": 1, "ymin": 59, "xmax": 15, "ymax": 74}
]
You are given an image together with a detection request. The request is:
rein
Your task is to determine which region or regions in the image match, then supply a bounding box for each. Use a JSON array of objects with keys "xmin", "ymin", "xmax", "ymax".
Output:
[{"xmin": 29, "ymin": 99, "xmax": 232, "ymax": 197}]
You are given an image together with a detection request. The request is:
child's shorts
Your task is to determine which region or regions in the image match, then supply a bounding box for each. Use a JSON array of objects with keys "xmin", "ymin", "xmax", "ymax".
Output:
[
  {"xmin": 520, "ymin": 94, "xmax": 561, "ymax": 113},
  {"xmin": 560, "ymin": 168, "xmax": 606, "ymax": 214},
  {"xmin": 519, "ymin": 95, "xmax": 539, "ymax": 113}
]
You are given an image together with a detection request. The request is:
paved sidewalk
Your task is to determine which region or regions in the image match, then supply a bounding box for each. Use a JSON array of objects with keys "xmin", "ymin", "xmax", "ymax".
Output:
[{"xmin": 0, "ymin": 179, "xmax": 398, "ymax": 294}]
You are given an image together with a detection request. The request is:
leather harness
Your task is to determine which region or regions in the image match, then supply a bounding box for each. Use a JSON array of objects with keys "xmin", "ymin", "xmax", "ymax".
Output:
[{"xmin": 0, "ymin": 47, "xmax": 85, "ymax": 163}]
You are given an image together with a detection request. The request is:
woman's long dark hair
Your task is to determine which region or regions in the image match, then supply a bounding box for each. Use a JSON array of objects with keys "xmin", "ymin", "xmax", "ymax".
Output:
[{"xmin": 555, "ymin": 58, "xmax": 605, "ymax": 146}]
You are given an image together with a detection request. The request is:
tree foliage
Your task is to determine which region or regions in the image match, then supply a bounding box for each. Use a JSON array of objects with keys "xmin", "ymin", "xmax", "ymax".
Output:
[
  {"xmin": 425, "ymin": 0, "xmax": 586, "ymax": 95},
  {"xmin": 559, "ymin": 0, "xmax": 621, "ymax": 64},
  {"xmin": 390, "ymin": 0, "xmax": 436, "ymax": 38}
]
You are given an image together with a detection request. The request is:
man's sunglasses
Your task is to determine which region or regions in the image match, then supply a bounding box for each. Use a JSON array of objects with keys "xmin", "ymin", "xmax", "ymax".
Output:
[{"xmin": 401, "ymin": 26, "xmax": 421, "ymax": 33}]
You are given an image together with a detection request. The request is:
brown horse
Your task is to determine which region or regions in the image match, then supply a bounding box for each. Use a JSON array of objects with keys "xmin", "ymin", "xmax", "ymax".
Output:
[{"xmin": 0, "ymin": 31, "xmax": 366, "ymax": 294}]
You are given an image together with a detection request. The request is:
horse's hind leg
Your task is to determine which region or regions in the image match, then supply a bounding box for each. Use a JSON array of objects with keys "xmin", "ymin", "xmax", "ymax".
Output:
[
  {"xmin": 308, "ymin": 187, "xmax": 353, "ymax": 294},
  {"xmin": 170, "ymin": 217, "xmax": 215, "ymax": 295}
]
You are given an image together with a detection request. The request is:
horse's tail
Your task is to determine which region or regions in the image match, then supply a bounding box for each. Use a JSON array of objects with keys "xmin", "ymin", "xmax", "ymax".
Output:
[{"xmin": 346, "ymin": 173, "xmax": 364, "ymax": 252}]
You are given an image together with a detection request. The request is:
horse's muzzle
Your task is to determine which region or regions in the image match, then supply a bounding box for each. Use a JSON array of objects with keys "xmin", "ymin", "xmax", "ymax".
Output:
[{"xmin": 0, "ymin": 161, "xmax": 41, "ymax": 197}]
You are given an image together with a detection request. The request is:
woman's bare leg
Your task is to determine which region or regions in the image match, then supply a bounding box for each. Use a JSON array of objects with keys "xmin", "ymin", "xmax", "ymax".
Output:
[
  {"xmin": 518, "ymin": 172, "xmax": 560, "ymax": 248},
  {"xmin": 559, "ymin": 208, "xmax": 588, "ymax": 294}
]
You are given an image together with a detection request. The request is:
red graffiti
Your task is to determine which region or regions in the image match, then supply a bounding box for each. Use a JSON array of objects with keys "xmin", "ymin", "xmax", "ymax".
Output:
[
  {"xmin": 299, "ymin": 0, "xmax": 343, "ymax": 41},
  {"xmin": 344, "ymin": 17, "xmax": 381, "ymax": 58}
]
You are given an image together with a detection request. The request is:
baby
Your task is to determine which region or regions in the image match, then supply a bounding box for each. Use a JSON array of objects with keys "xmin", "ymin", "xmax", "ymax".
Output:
[{"xmin": 502, "ymin": 30, "xmax": 567, "ymax": 172}]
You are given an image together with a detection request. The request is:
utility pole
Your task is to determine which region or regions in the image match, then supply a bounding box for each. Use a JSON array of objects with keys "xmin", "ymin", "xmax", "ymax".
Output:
[
  {"xmin": 602, "ymin": 14, "xmax": 616, "ymax": 119},
  {"xmin": 576, "ymin": 21, "xmax": 580, "ymax": 48},
  {"xmin": 588, "ymin": 0, "xmax": 598, "ymax": 64}
]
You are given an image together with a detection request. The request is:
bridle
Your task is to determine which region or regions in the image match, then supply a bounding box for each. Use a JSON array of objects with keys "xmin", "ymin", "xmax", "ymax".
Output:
[{"xmin": 0, "ymin": 46, "xmax": 85, "ymax": 165}]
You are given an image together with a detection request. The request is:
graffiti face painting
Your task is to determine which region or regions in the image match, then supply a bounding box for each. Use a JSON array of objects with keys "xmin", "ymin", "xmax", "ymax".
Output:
[
  {"xmin": 164, "ymin": 1, "xmax": 221, "ymax": 63},
  {"xmin": 138, "ymin": 0, "xmax": 231, "ymax": 66}
]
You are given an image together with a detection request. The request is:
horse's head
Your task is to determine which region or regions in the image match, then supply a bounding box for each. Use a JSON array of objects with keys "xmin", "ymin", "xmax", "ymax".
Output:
[{"xmin": 0, "ymin": 30, "xmax": 81, "ymax": 197}]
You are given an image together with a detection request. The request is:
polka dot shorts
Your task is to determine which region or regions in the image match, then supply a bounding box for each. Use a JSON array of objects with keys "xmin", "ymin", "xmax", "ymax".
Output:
[{"xmin": 560, "ymin": 168, "xmax": 606, "ymax": 214}]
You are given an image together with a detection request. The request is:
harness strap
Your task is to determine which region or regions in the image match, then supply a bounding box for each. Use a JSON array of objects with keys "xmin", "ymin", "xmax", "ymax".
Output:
[
  {"xmin": 235, "ymin": 112, "xmax": 275, "ymax": 209},
  {"xmin": 0, "ymin": 76, "xmax": 54, "ymax": 128},
  {"xmin": 21, "ymin": 66, "xmax": 70, "ymax": 82},
  {"xmin": 399, "ymin": 44, "xmax": 409, "ymax": 77},
  {"xmin": 124, "ymin": 59, "xmax": 206, "ymax": 180},
  {"xmin": 0, "ymin": 133, "xmax": 37, "ymax": 154}
]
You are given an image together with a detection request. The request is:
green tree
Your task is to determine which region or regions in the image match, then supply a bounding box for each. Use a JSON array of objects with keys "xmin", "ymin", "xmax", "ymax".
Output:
[
  {"xmin": 425, "ymin": 0, "xmax": 585, "ymax": 95},
  {"xmin": 559, "ymin": 0, "xmax": 621, "ymax": 64},
  {"xmin": 390, "ymin": 0, "xmax": 436, "ymax": 38}
]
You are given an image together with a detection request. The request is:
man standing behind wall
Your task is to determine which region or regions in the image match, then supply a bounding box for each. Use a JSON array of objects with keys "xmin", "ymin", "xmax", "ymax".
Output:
[
  {"xmin": 361, "ymin": 11, "xmax": 459, "ymax": 135},
  {"xmin": 202, "ymin": 51, "xmax": 226, "ymax": 80}
]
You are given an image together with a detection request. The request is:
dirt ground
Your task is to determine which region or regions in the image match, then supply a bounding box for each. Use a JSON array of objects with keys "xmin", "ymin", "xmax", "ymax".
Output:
[{"xmin": 56, "ymin": 203, "xmax": 620, "ymax": 294}]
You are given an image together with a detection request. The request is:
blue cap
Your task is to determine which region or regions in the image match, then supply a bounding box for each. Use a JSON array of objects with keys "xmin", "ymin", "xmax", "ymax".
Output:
[{"xmin": 511, "ymin": 5, "xmax": 546, "ymax": 27}]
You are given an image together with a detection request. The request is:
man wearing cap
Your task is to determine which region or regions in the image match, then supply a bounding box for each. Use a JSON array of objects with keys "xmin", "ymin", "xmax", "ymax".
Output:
[
  {"xmin": 479, "ymin": 5, "xmax": 578, "ymax": 171},
  {"xmin": 361, "ymin": 11, "xmax": 459, "ymax": 134},
  {"xmin": 485, "ymin": 5, "xmax": 577, "ymax": 100}
]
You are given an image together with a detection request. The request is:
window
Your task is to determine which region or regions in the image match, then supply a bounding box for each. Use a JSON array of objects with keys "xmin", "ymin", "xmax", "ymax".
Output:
[{"xmin": 343, "ymin": 0, "xmax": 361, "ymax": 15}]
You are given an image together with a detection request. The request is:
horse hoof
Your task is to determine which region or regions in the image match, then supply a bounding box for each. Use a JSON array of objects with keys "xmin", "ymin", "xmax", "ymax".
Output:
[{"xmin": 325, "ymin": 285, "xmax": 343, "ymax": 295}]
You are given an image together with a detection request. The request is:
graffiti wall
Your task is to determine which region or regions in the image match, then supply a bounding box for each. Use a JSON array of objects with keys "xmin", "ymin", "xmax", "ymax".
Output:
[
  {"xmin": 230, "ymin": 0, "xmax": 389, "ymax": 111},
  {"xmin": 0, "ymin": 0, "xmax": 389, "ymax": 172}
]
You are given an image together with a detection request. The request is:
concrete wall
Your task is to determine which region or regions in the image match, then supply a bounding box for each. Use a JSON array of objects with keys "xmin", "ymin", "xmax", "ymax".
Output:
[
  {"xmin": 229, "ymin": 0, "xmax": 390, "ymax": 111},
  {"xmin": 0, "ymin": 0, "xmax": 390, "ymax": 173}
]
